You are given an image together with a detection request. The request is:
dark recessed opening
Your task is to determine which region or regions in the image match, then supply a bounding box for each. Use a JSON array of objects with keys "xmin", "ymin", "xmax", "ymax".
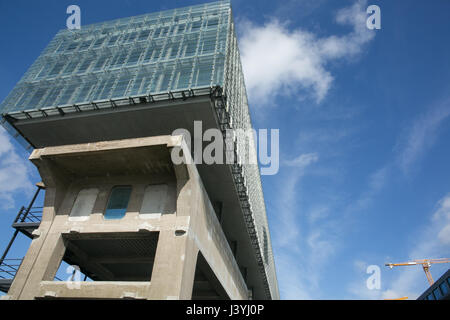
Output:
[
  {"xmin": 59, "ymin": 232, "xmax": 159, "ymax": 282},
  {"xmin": 175, "ymin": 230, "xmax": 186, "ymax": 236},
  {"xmin": 191, "ymin": 252, "xmax": 230, "ymax": 300}
]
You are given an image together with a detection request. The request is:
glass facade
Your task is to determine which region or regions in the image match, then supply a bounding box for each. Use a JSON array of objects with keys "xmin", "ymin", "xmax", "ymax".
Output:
[
  {"xmin": 439, "ymin": 281, "xmax": 449, "ymax": 296},
  {"xmin": 0, "ymin": 1, "xmax": 229, "ymax": 116},
  {"xmin": 433, "ymin": 287, "xmax": 443, "ymax": 300}
]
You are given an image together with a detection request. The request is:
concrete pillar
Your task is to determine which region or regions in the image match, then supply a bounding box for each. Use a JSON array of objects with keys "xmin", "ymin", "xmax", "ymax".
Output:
[{"xmin": 147, "ymin": 224, "xmax": 199, "ymax": 299}]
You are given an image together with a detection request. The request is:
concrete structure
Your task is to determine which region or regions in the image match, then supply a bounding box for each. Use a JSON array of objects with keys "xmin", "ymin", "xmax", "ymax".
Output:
[
  {"xmin": 0, "ymin": 0, "xmax": 279, "ymax": 300},
  {"xmin": 5, "ymin": 136, "xmax": 247, "ymax": 300}
]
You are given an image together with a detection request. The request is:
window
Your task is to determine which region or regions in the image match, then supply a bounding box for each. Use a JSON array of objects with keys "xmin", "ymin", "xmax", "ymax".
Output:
[
  {"xmin": 191, "ymin": 19, "xmax": 202, "ymax": 31},
  {"xmin": 194, "ymin": 61, "xmax": 212, "ymax": 87},
  {"xmin": 138, "ymin": 29, "xmax": 150, "ymax": 41},
  {"xmin": 79, "ymin": 39, "xmax": 92, "ymax": 51},
  {"xmin": 183, "ymin": 34, "xmax": 199, "ymax": 57},
  {"xmin": 104, "ymin": 186, "xmax": 132, "ymax": 220},
  {"xmin": 74, "ymin": 82, "xmax": 94, "ymax": 103},
  {"xmin": 111, "ymin": 75, "xmax": 132, "ymax": 98},
  {"xmin": 140, "ymin": 184, "xmax": 168, "ymax": 219},
  {"xmin": 127, "ymin": 47, "xmax": 144, "ymax": 66},
  {"xmin": 177, "ymin": 24, "xmax": 186, "ymax": 34},
  {"xmin": 77, "ymin": 59, "xmax": 92, "ymax": 73},
  {"xmin": 92, "ymin": 56, "xmax": 109, "ymax": 72},
  {"xmin": 124, "ymin": 31, "xmax": 138, "ymax": 44},
  {"xmin": 175, "ymin": 67, "xmax": 192, "ymax": 90},
  {"xmin": 57, "ymin": 84, "xmax": 78, "ymax": 105},
  {"xmin": 62, "ymin": 61, "xmax": 79, "ymax": 75},
  {"xmin": 48, "ymin": 62, "xmax": 66, "ymax": 77},
  {"xmin": 27, "ymin": 88, "xmax": 47, "ymax": 108},
  {"xmin": 439, "ymin": 280, "xmax": 449, "ymax": 296},
  {"xmin": 41, "ymin": 86, "xmax": 62, "ymax": 108},
  {"xmin": 69, "ymin": 188, "xmax": 99, "ymax": 221},
  {"xmin": 207, "ymin": 17, "xmax": 219, "ymax": 28},
  {"xmin": 65, "ymin": 41, "xmax": 79, "ymax": 52},
  {"xmin": 110, "ymin": 51, "xmax": 129, "ymax": 68},
  {"xmin": 107, "ymin": 35, "xmax": 120, "ymax": 46},
  {"xmin": 433, "ymin": 287, "xmax": 443, "ymax": 300},
  {"xmin": 92, "ymin": 37, "xmax": 106, "ymax": 49}
]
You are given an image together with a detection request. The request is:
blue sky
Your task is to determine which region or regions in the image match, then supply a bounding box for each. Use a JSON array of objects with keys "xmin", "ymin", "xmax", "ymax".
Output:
[{"xmin": 1, "ymin": 0, "xmax": 450, "ymax": 299}]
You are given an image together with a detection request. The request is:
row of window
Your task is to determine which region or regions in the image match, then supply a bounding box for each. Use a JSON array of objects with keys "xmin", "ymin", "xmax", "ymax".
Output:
[
  {"xmin": 16, "ymin": 55, "xmax": 224, "ymax": 110},
  {"xmin": 36, "ymin": 33, "xmax": 223, "ymax": 81},
  {"xmin": 69, "ymin": 185, "xmax": 168, "ymax": 220},
  {"xmin": 425, "ymin": 276, "xmax": 450, "ymax": 300},
  {"xmin": 53, "ymin": 16, "xmax": 224, "ymax": 55}
]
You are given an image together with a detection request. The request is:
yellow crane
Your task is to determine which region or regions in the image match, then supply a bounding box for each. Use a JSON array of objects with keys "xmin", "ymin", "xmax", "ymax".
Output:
[{"xmin": 385, "ymin": 258, "xmax": 450, "ymax": 286}]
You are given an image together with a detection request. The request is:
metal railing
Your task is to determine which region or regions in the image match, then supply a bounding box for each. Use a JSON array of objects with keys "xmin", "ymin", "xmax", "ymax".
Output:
[
  {"xmin": 0, "ymin": 185, "xmax": 44, "ymax": 270},
  {"xmin": 0, "ymin": 258, "xmax": 62, "ymax": 283},
  {"xmin": 14, "ymin": 206, "xmax": 43, "ymax": 224},
  {"xmin": 0, "ymin": 259, "xmax": 22, "ymax": 280}
]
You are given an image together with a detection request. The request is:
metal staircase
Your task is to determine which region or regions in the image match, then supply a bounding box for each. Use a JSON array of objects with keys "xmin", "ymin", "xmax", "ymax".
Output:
[{"xmin": 0, "ymin": 185, "xmax": 44, "ymax": 293}]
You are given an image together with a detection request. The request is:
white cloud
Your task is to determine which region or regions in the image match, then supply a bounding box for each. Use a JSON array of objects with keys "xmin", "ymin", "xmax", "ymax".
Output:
[
  {"xmin": 396, "ymin": 97, "xmax": 450, "ymax": 175},
  {"xmin": 271, "ymin": 152, "xmax": 321, "ymax": 298},
  {"xmin": 307, "ymin": 205, "xmax": 329, "ymax": 224},
  {"xmin": 343, "ymin": 165, "xmax": 390, "ymax": 215},
  {"xmin": 437, "ymin": 225, "xmax": 450, "ymax": 245},
  {"xmin": 0, "ymin": 127, "xmax": 33, "ymax": 209},
  {"xmin": 433, "ymin": 195, "xmax": 450, "ymax": 246},
  {"xmin": 272, "ymin": 151, "xmax": 343, "ymax": 298},
  {"xmin": 274, "ymin": 251, "xmax": 313, "ymax": 299},
  {"xmin": 275, "ymin": 152, "xmax": 319, "ymax": 248},
  {"xmin": 239, "ymin": 0, "xmax": 375, "ymax": 105},
  {"xmin": 283, "ymin": 152, "xmax": 319, "ymax": 168},
  {"xmin": 306, "ymin": 229, "xmax": 336, "ymax": 264}
]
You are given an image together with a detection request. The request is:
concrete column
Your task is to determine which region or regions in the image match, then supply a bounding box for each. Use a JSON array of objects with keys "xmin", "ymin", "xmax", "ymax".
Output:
[
  {"xmin": 147, "ymin": 218, "xmax": 199, "ymax": 300},
  {"xmin": 7, "ymin": 156, "xmax": 70, "ymax": 300},
  {"xmin": 14, "ymin": 233, "xmax": 66, "ymax": 300}
]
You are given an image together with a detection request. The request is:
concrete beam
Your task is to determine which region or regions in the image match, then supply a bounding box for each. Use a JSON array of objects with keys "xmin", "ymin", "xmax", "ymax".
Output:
[{"xmin": 37, "ymin": 281, "xmax": 150, "ymax": 300}]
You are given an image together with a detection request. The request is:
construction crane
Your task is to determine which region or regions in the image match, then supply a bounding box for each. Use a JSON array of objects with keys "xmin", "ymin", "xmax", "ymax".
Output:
[{"xmin": 385, "ymin": 258, "xmax": 450, "ymax": 286}]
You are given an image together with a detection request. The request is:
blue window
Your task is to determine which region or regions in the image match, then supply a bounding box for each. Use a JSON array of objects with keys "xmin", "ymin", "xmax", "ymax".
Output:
[
  {"xmin": 439, "ymin": 280, "xmax": 449, "ymax": 296},
  {"xmin": 433, "ymin": 288, "xmax": 443, "ymax": 300},
  {"xmin": 104, "ymin": 186, "xmax": 132, "ymax": 220},
  {"xmin": 427, "ymin": 293, "xmax": 435, "ymax": 300}
]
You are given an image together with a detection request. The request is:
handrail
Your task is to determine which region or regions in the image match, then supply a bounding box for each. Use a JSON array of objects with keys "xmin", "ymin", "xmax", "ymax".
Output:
[
  {"xmin": 0, "ymin": 258, "xmax": 23, "ymax": 279},
  {"xmin": 14, "ymin": 206, "xmax": 43, "ymax": 224},
  {"xmin": 1, "ymin": 186, "xmax": 44, "ymax": 267},
  {"xmin": 0, "ymin": 258, "xmax": 62, "ymax": 281}
]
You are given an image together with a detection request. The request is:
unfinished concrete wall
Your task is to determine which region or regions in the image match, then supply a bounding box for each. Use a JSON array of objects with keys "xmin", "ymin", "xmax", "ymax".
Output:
[{"xmin": 5, "ymin": 135, "xmax": 248, "ymax": 300}]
